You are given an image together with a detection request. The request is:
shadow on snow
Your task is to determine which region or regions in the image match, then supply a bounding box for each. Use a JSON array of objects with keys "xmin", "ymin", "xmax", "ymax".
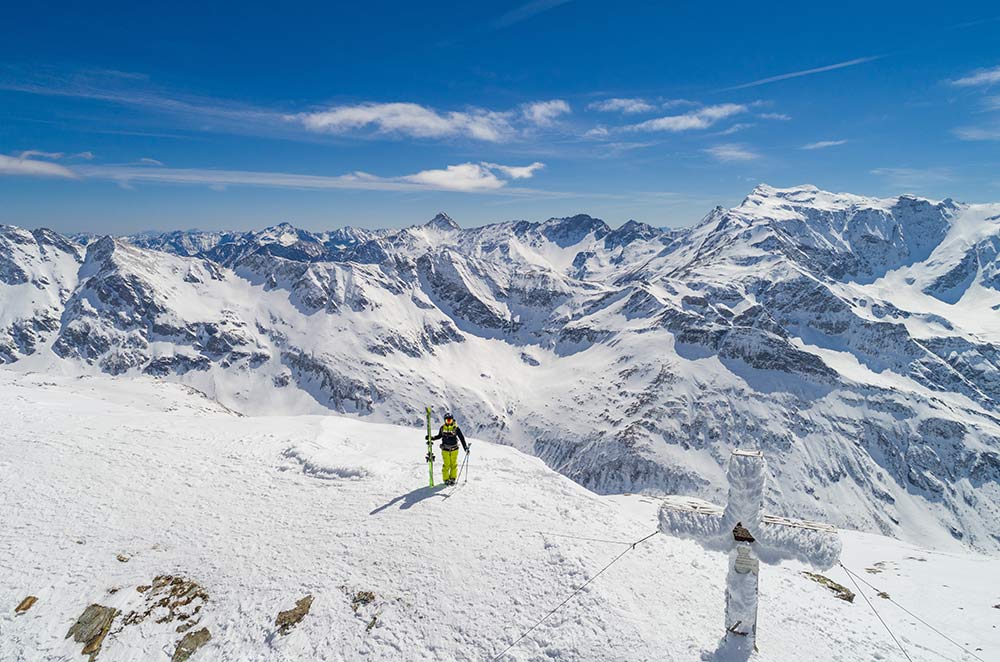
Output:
[{"xmin": 369, "ymin": 484, "xmax": 447, "ymax": 514}]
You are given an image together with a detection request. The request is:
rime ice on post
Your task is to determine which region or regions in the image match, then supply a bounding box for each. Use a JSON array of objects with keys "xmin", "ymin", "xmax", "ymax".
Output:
[{"xmin": 658, "ymin": 449, "xmax": 841, "ymax": 649}]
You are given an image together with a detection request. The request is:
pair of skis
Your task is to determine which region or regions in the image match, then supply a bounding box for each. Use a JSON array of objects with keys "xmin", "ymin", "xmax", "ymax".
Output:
[{"xmin": 425, "ymin": 406, "xmax": 435, "ymax": 487}]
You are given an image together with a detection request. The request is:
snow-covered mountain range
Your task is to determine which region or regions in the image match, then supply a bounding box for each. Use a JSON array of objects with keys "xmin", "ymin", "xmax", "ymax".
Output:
[{"xmin": 3, "ymin": 184, "xmax": 999, "ymax": 552}]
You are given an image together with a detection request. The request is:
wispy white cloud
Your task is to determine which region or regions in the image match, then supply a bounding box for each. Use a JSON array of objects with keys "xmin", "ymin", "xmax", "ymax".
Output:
[
  {"xmin": 482, "ymin": 161, "xmax": 545, "ymax": 179},
  {"xmin": 290, "ymin": 102, "xmax": 515, "ymax": 142},
  {"xmin": 521, "ymin": 100, "xmax": 571, "ymax": 126},
  {"xmin": 953, "ymin": 126, "xmax": 1000, "ymax": 140},
  {"xmin": 2, "ymin": 142, "xmax": 546, "ymax": 193},
  {"xmin": 1, "ymin": 69, "xmax": 565, "ymax": 145},
  {"xmin": 758, "ymin": 112, "xmax": 791, "ymax": 121},
  {"xmin": 661, "ymin": 99, "xmax": 698, "ymax": 109},
  {"xmin": 3, "ymin": 71, "xmax": 526, "ymax": 146},
  {"xmin": 0, "ymin": 75, "xmax": 279, "ymax": 127},
  {"xmin": 0, "ymin": 154, "xmax": 77, "ymax": 178},
  {"xmin": 714, "ymin": 123, "xmax": 755, "ymax": 136},
  {"xmin": 870, "ymin": 167, "xmax": 954, "ymax": 188},
  {"xmin": 399, "ymin": 163, "xmax": 507, "ymax": 191},
  {"xmin": 723, "ymin": 56, "xmax": 880, "ymax": 91},
  {"xmin": 18, "ymin": 150, "xmax": 65, "ymax": 160},
  {"xmin": 802, "ymin": 139, "xmax": 848, "ymax": 150},
  {"xmin": 584, "ymin": 126, "xmax": 610, "ymax": 138},
  {"xmin": 628, "ymin": 103, "xmax": 748, "ymax": 132},
  {"xmin": 290, "ymin": 99, "xmax": 571, "ymax": 141},
  {"xmin": 946, "ymin": 66, "xmax": 1000, "ymax": 142},
  {"xmin": 595, "ymin": 142, "xmax": 657, "ymax": 158},
  {"xmin": 704, "ymin": 143, "xmax": 759, "ymax": 162},
  {"xmin": 82, "ymin": 68, "xmax": 149, "ymax": 81},
  {"xmin": 70, "ymin": 160, "xmax": 546, "ymax": 194},
  {"xmin": 588, "ymin": 98, "xmax": 656, "ymax": 114},
  {"xmin": 950, "ymin": 65, "xmax": 1000, "ymax": 87},
  {"xmin": 949, "ymin": 15, "xmax": 1000, "ymax": 29},
  {"xmin": 493, "ymin": 0, "xmax": 572, "ymax": 29},
  {"xmin": 18, "ymin": 149, "xmax": 95, "ymax": 161}
]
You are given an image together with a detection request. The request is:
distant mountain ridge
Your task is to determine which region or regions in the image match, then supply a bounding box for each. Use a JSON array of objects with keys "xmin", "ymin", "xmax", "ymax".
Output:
[{"xmin": 3, "ymin": 184, "xmax": 999, "ymax": 552}]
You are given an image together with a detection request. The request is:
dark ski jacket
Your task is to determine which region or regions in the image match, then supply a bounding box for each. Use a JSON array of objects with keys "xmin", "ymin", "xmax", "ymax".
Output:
[{"xmin": 431, "ymin": 423, "xmax": 468, "ymax": 452}]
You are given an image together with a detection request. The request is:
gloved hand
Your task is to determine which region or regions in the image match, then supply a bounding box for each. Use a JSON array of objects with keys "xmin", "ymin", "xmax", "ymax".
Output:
[
  {"xmin": 465, "ymin": 444, "xmax": 471, "ymax": 453},
  {"xmin": 425, "ymin": 435, "xmax": 432, "ymax": 441}
]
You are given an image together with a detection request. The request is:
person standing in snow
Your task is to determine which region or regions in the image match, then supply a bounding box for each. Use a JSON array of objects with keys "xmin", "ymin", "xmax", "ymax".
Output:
[{"xmin": 427, "ymin": 412, "xmax": 469, "ymax": 486}]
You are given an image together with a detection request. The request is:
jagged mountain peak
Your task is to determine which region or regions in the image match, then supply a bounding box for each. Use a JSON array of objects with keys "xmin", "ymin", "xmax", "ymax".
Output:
[
  {"xmin": 425, "ymin": 212, "xmax": 460, "ymax": 231},
  {"xmin": 618, "ymin": 219, "xmax": 652, "ymax": 231},
  {"xmin": 748, "ymin": 182, "xmax": 819, "ymax": 196},
  {"xmin": 84, "ymin": 234, "xmax": 118, "ymax": 258},
  {"xmin": 681, "ymin": 184, "xmax": 964, "ymax": 284},
  {"xmin": 255, "ymin": 222, "xmax": 316, "ymax": 244},
  {"xmin": 604, "ymin": 219, "xmax": 662, "ymax": 250},
  {"xmin": 740, "ymin": 183, "xmax": 869, "ymax": 211},
  {"xmin": 0, "ymin": 224, "xmax": 33, "ymax": 241},
  {"xmin": 543, "ymin": 212, "xmax": 606, "ymax": 227},
  {"xmin": 736, "ymin": 183, "xmax": 954, "ymax": 218},
  {"xmin": 538, "ymin": 213, "xmax": 611, "ymax": 247}
]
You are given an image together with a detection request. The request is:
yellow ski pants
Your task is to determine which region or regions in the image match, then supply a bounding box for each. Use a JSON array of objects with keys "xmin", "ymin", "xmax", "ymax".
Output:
[{"xmin": 442, "ymin": 448, "xmax": 459, "ymax": 482}]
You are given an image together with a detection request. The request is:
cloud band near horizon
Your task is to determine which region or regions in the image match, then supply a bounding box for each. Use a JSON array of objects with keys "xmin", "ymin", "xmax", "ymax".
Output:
[{"xmin": 1, "ymin": 152, "xmax": 548, "ymax": 194}]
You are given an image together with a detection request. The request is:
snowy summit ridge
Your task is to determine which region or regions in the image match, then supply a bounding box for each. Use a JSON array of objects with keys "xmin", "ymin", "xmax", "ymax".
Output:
[{"xmin": 2, "ymin": 184, "xmax": 1000, "ymax": 553}]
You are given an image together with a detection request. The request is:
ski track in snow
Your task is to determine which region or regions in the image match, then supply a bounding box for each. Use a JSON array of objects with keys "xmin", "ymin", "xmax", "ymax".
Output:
[{"xmin": 0, "ymin": 370, "xmax": 997, "ymax": 661}]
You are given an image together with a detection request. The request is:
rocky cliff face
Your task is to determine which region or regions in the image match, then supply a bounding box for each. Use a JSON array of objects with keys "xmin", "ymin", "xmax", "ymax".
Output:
[{"xmin": 3, "ymin": 184, "xmax": 1000, "ymax": 552}]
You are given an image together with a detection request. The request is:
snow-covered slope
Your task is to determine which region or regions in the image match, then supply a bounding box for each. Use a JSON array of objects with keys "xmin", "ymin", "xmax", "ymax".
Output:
[
  {"xmin": 0, "ymin": 226, "xmax": 82, "ymax": 362},
  {"xmin": 1, "ymin": 184, "xmax": 999, "ymax": 555},
  {"xmin": 1, "ymin": 371, "xmax": 996, "ymax": 661}
]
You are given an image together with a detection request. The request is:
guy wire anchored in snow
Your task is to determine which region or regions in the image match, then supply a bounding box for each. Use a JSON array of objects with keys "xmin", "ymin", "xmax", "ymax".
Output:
[
  {"xmin": 491, "ymin": 525, "xmax": 985, "ymax": 662},
  {"xmin": 839, "ymin": 562, "xmax": 987, "ymax": 662},
  {"xmin": 491, "ymin": 530, "xmax": 660, "ymax": 661}
]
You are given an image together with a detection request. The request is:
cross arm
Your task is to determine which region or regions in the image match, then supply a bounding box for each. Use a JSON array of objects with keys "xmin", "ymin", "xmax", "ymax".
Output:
[
  {"xmin": 754, "ymin": 516, "xmax": 841, "ymax": 570},
  {"xmin": 658, "ymin": 496, "xmax": 731, "ymax": 552},
  {"xmin": 659, "ymin": 496, "xmax": 842, "ymax": 569}
]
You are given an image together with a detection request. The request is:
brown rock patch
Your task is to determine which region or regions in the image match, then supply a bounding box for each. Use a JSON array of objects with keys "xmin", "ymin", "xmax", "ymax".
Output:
[
  {"xmin": 172, "ymin": 627, "xmax": 211, "ymax": 662},
  {"xmin": 276, "ymin": 595, "xmax": 314, "ymax": 635},
  {"xmin": 351, "ymin": 591, "xmax": 375, "ymax": 612},
  {"xmin": 122, "ymin": 575, "xmax": 208, "ymax": 628},
  {"xmin": 15, "ymin": 596, "xmax": 38, "ymax": 614},
  {"xmin": 66, "ymin": 604, "xmax": 120, "ymax": 660},
  {"xmin": 801, "ymin": 571, "xmax": 855, "ymax": 602}
]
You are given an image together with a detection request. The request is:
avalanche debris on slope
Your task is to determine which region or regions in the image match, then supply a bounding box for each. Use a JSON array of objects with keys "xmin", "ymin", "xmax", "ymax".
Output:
[{"xmin": 1, "ymin": 185, "xmax": 999, "ymax": 553}]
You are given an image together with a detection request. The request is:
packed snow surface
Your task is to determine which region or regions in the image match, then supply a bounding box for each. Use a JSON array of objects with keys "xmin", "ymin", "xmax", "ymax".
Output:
[{"xmin": 1, "ymin": 371, "xmax": 996, "ymax": 661}]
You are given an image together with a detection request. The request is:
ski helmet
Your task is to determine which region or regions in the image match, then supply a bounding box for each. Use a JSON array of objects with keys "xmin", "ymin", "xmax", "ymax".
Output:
[{"xmin": 444, "ymin": 412, "xmax": 454, "ymax": 421}]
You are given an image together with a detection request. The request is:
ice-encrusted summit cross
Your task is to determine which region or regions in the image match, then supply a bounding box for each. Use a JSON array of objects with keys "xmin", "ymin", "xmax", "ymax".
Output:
[{"xmin": 659, "ymin": 449, "xmax": 841, "ymax": 650}]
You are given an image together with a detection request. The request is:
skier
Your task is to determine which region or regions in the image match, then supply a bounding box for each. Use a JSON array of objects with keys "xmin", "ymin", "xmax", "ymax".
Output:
[{"xmin": 427, "ymin": 412, "xmax": 469, "ymax": 486}]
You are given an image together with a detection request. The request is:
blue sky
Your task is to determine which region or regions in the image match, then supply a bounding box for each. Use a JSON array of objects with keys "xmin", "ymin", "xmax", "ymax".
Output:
[{"xmin": 2, "ymin": 1, "xmax": 999, "ymax": 233}]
